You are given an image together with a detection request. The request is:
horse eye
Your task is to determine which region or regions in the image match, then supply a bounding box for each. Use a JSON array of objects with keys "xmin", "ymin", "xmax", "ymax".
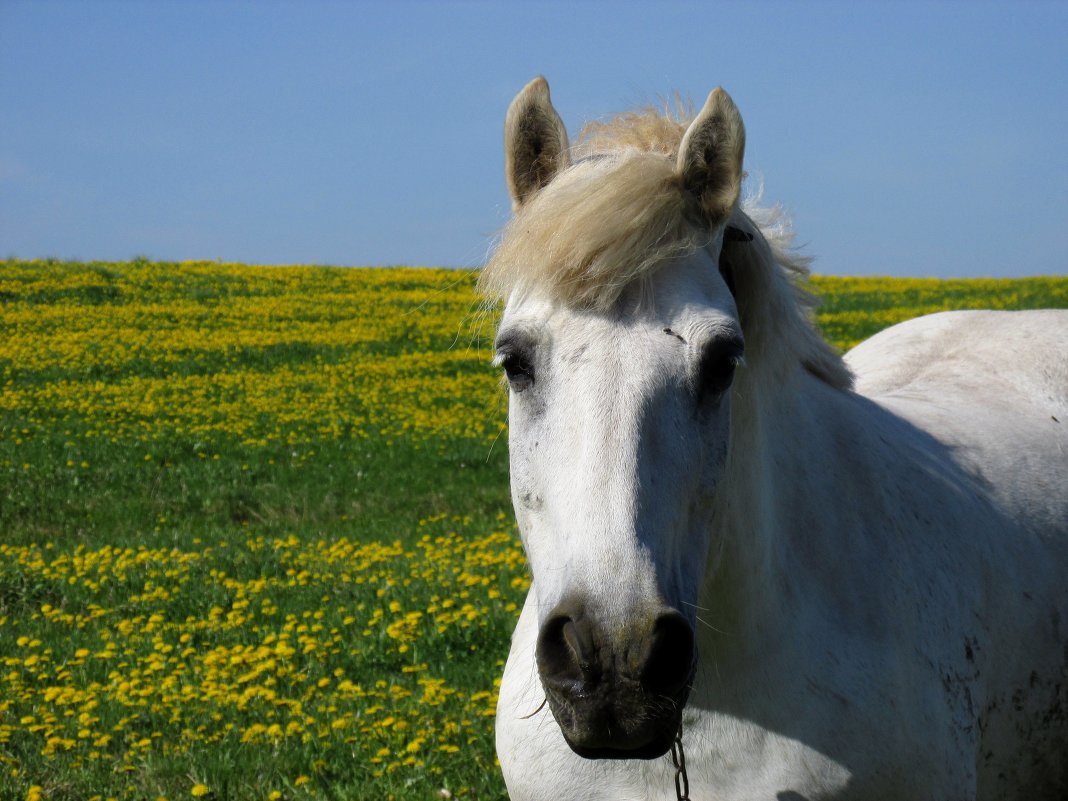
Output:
[
  {"xmin": 697, "ymin": 337, "xmax": 744, "ymax": 400},
  {"xmin": 500, "ymin": 351, "xmax": 535, "ymax": 391}
]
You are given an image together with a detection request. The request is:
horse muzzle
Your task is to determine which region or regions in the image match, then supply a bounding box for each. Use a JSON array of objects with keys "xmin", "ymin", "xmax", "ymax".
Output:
[{"xmin": 535, "ymin": 599, "xmax": 696, "ymax": 760}]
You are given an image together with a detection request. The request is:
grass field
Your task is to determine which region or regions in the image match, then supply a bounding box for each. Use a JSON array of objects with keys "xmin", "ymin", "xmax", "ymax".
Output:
[{"xmin": 1, "ymin": 259, "xmax": 1066, "ymax": 801}]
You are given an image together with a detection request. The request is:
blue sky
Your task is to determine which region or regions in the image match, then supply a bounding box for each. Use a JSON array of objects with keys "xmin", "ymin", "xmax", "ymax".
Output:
[{"xmin": 1, "ymin": 1, "xmax": 1065, "ymax": 277}]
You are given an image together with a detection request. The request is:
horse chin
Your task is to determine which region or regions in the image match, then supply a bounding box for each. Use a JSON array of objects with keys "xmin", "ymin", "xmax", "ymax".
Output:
[
  {"xmin": 544, "ymin": 682, "xmax": 692, "ymax": 762},
  {"xmin": 563, "ymin": 730, "xmax": 678, "ymax": 761}
]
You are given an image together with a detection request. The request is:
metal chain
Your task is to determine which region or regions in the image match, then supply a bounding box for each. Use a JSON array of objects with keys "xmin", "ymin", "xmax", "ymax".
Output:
[{"xmin": 669, "ymin": 722, "xmax": 691, "ymax": 801}]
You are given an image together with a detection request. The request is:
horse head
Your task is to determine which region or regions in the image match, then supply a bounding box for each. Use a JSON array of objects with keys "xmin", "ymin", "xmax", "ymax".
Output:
[{"xmin": 482, "ymin": 77, "xmax": 748, "ymax": 759}]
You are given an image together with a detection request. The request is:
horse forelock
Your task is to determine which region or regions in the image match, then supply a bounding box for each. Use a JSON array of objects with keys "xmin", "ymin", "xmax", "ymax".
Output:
[
  {"xmin": 479, "ymin": 104, "xmax": 853, "ymax": 391},
  {"xmin": 482, "ymin": 150, "xmax": 700, "ymax": 310},
  {"xmin": 575, "ymin": 96, "xmax": 693, "ymax": 159}
]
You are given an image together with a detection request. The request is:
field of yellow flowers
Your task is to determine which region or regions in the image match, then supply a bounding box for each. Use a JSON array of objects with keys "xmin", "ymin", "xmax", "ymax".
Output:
[{"xmin": 1, "ymin": 259, "xmax": 1066, "ymax": 801}]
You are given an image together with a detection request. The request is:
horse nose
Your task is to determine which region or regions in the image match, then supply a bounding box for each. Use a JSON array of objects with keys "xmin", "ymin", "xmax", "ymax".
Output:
[{"xmin": 535, "ymin": 604, "xmax": 695, "ymax": 697}]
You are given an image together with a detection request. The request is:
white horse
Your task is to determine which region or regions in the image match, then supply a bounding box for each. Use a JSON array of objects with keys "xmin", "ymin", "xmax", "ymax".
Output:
[{"xmin": 482, "ymin": 77, "xmax": 1068, "ymax": 801}]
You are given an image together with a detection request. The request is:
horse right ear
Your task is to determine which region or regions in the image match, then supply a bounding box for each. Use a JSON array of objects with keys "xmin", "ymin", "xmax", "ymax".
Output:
[
  {"xmin": 505, "ymin": 76, "xmax": 570, "ymax": 210},
  {"xmin": 676, "ymin": 87, "xmax": 746, "ymax": 225}
]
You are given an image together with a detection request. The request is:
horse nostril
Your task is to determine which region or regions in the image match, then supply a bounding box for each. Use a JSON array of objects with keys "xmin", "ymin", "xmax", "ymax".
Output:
[
  {"xmin": 536, "ymin": 611, "xmax": 599, "ymax": 688},
  {"xmin": 537, "ymin": 607, "xmax": 694, "ymax": 701},
  {"xmin": 639, "ymin": 610, "xmax": 695, "ymax": 697}
]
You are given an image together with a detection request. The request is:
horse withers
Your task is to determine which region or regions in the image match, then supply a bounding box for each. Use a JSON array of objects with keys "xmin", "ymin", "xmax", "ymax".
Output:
[{"xmin": 483, "ymin": 77, "xmax": 1068, "ymax": 800}]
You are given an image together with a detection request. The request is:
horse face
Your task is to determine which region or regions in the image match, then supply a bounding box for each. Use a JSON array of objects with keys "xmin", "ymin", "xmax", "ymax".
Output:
[{"xmin": 495, "ymin": 249, "xmax": 742, "ymax": 758}]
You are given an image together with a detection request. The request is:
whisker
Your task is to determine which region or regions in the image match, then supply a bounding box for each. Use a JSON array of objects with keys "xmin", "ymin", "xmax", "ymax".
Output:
[
  {"xmin": 484, "ymin": 422, "xmax": 507, "ymax": 463},
  {"xmin": 519, "ymin": 697, "xmax": 548, "ymax": 720},
  {"xmin": 679, "ymin": 600, "xmax": 711, "ymax": 611},
  {"xmin": 694, "ymin": 614, "xmax": 730, "ymax": 635}
]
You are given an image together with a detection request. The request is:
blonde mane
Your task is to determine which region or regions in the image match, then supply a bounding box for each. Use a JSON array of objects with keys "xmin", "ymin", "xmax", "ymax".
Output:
[{"xmin": 480, "ymin": 104, "xmax": 852, "ymax": 390}]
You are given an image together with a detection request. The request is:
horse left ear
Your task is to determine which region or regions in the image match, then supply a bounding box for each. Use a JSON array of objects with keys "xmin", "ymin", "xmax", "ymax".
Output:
[
  {"xmin": 505, "ymin": 76, "xmax": 571, "ymax": 210},
  {"xmin": 677, "ymin": 87, "xmax": 746, "ymax": 224}
]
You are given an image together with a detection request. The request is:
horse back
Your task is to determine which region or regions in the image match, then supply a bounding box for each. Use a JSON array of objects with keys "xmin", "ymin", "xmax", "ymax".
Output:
[{"xmin": 846, "ymin": 309, "xmax": 1067, "ymax": 533}]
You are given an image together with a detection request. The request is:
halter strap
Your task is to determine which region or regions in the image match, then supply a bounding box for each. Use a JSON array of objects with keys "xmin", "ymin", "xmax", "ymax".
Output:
[
  {"xmin": 718, "ymin": 224, "xmax": 752, "ymax": 299},
  {"xmin": 724, "ymin": 225, "xmax": 753, "ymax": 243}
]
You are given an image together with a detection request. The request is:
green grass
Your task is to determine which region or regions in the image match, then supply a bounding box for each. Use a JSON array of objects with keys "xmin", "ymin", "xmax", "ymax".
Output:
[{"xmin": 1, "ymin": 260, "xmax": 1066, "ymax": 801}]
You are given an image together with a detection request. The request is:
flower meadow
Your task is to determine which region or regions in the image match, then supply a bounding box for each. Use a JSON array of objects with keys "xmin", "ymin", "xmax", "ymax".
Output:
[{"xmin": 1, "ymin": 259, "xmax": 1066, "ymax": 801}]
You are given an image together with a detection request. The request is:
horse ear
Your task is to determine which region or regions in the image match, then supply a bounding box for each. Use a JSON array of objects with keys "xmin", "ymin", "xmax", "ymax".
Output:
[
  {"xmin": 676, "ymin": 87, "xmax": 745, "ymax": 224},
  {"xmin": 505, "ymin": 76, "xmax": 570, "ymax": 210}
]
